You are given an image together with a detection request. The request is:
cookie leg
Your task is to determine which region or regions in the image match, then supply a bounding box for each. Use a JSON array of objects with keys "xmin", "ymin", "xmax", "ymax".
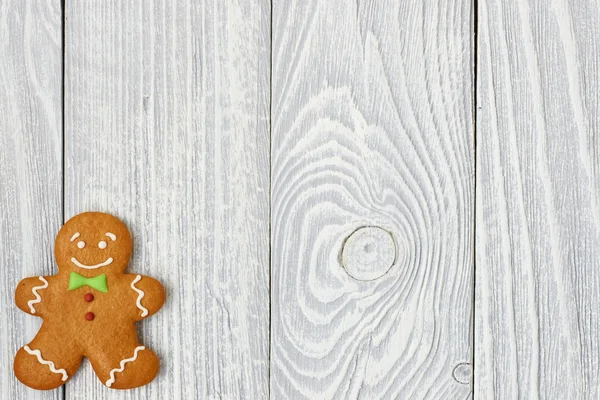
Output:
[
  {"xmin": 88, "ymin": 343, "xmax": 160, "ymax": 389},
  {"xmin": 14, "ymin": 329, "xmax": 82, "ymax": 390}
]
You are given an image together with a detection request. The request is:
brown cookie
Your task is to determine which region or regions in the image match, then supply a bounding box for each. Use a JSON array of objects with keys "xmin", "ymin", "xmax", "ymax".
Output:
[{"xmin": 14, "ymin": 212, "xmax": 166, "ymax": 390}]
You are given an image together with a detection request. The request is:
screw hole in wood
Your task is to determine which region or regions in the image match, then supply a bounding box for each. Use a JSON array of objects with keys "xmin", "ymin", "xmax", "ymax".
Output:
[{"xmin": 452, "ymin": 362, "xmax": 472, "ymax": 385}]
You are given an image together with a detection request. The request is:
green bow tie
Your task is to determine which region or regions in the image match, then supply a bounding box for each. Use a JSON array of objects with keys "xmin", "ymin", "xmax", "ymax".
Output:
[{"xmin": 68, "ymin": 272, "xmax": 108, "ymax": 293}]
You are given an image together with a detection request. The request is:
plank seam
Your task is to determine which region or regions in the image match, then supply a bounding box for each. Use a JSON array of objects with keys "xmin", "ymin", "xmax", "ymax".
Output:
[
  {"xmin": 61, "ymin": 0, "xmax": 66, "ymax": 399},
  {"xmin": 472, "ymin": 0, "xmax": 479, "ymax": 394},
  {"xmin": 268, "ymin": 0, "xmax": 273, "ymax": 398},
  {"xmin": 61, "ymin": 0, "xmax": 66, "ymax": 228}
]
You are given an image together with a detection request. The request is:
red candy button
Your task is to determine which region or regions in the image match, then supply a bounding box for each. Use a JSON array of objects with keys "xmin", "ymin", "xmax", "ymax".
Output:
[
  {"xmin": 84, "ymin": 293, "xmax": 94, "ymax": 302},
  {"xmin": 85, "ymin": 312, "xmax": 95, "ymax": 321}
]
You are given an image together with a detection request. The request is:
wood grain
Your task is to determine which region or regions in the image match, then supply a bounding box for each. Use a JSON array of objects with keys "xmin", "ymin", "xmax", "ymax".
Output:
[
  {"xmin": 475, "ymin": 0, "xmax": 600, "ymax": 398},
  {"xmin": 0, "ymin": 1, "xmax": 63, "ymax": 399},
  {"xmin": 270, "ymin": 0, "xmax": 474, "ymax": 398},
  {"xmin": 64, "ymin": 1, "xmax": 270, "ymax": 398}
]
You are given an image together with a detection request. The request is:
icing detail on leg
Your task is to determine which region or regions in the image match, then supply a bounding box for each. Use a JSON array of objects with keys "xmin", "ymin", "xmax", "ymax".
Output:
[
  {"xmin": 27, "ymin": 276, "xmax": 49, "ymax": 314},
  {"xmin": 106, "ymin": 346, "xmax": 146, "ymax": 388},
  {"xmin": 131, "ymin": 275, "xmax": 148, "ymax": 317},
  {"xmin": 24, "ymin": 345, "xmax": 68, "ymax": 381}
]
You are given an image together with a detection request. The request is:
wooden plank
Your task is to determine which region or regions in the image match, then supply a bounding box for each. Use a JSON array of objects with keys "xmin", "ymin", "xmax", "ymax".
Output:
[
  {"xmin": 64, "ymin": 1, "xmax": 270, "ymax": 398},
  {"xmin": 0, "ymin": 1, "xmax": 63, "ymax": 399},
  {"xmin": 475, "ymin": 0, "xmax": 600, "ymax": 397},
  {"xmin": 270, "ymin": 1, "xmax": 474, "ymax": 398}
]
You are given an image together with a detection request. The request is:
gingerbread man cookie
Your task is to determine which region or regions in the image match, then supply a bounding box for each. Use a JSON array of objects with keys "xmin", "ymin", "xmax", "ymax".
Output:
[{"xmin": 14, "ymin": 212, "xmax": 165, "ymax": 390}]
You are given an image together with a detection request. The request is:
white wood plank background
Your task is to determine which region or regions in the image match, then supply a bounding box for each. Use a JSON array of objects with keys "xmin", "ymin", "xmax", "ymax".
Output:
[
  {"xmin": 3, "ymin": 0, "xmax": 600, "ymax": 399},
  {"xmin": 0, "ymin": 1, "xmax": 63, "ymax": 400},
  {"xmin": 270, "ymin": 0, "xmax": 474, "ymax": 398},
  {"xmin": 63, "ymin": 0, "xmax": 270, "ymax": 399},
  {"xmin": 475, "ymin": 0, "xmax": 600, "ymax": 398}
]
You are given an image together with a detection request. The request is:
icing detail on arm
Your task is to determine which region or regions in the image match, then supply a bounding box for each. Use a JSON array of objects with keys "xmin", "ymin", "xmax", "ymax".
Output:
[
  {"xmin": 131, "ymin": 275, "xmax": 148, "ymax": 317},
  {"xmin": 27, "ymin": 276, "xmax": 49, "ymax": 314},
  {"xmin": 24, "ymin": 345, "xmax": 68, "ymax": 381},
  {"xmin": 70, "ymin": 232, "xmax": 80, "ymax": 241},
  {"xmin": 105, "ymin": 232, "xmax": 117, "ymax": 241},
  {"xmin": 105, "ymin": 346, "xmax": 145, "ymax": 387}
]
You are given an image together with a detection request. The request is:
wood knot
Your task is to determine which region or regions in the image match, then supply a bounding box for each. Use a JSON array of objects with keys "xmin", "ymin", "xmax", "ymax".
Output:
[
  {"xmin": 452, "ymin": 362, "xmax": 472, "ymax": 385},
  {"xmin": 341, "ymin": 226, "xmax": 396, "ymax": 281}
]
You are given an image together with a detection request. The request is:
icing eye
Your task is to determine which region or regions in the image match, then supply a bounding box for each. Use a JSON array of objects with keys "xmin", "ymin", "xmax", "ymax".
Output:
[
  {"xmin": 98, "ymin": 241, "xmax": 107, "ymax": 249},
  {"xmin": 77, "ymin": 241, "xmax": 85, "ymax": 249}
]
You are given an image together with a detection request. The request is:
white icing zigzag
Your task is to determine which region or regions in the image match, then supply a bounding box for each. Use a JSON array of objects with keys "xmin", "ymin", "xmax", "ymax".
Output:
[
  {"xmin": 106, "ymin": 346, "xmax": 145, "ymax": 387},
  {"xmin": 27, "ymin": 276, "xmax": 48, "ymax": 314},
  {"xmin": 24, "ymin": 345, "xmax": 68, "ymax": 381},
  {"xmin": 131, "ymin": 275, "xmax": 149, "ymax": 317}
]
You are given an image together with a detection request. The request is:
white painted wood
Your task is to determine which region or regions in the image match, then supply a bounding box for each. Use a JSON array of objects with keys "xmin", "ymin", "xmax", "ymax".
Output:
[
  {"xmin": 271, "ymin": 0, "xmax": 474, "ymax": 398},
  {"xmin": 0, "ymin": 1, "xmax": 63, "ymax": 399},
  {"xmin": 476, "ymin": 0, "xmax": 600, "ymax": 398},
  {"xmin": 64, "ymin": 1, "xmax": 270, "ymax": 398}
]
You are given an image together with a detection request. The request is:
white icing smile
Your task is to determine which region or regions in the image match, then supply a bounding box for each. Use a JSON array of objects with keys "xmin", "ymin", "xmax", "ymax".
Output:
[{"xmin": 71, "ymin": 257, "xmax": 114, "ymax": 269}]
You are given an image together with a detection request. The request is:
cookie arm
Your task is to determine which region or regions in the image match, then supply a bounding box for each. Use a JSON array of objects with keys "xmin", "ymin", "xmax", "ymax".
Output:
[
  {"xmin": 15, "ymin": 276, "xmax": 50, "ymax": 316},
  {"xmin": 129, "ymin": 275, "xmax": 165, "ymax": 321}
]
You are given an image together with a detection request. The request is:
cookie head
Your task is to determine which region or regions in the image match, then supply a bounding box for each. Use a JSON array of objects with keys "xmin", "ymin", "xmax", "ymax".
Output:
[{"xmin": 55, "ymin": 212, "xmax": 133, "ymax": 274}]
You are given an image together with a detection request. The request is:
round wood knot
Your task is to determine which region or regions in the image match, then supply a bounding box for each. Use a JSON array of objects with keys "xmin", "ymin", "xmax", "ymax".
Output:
[
  {"xmin": 342, "ymin": 226, "xmax": 396, "ymax": 281},
  {"xmin": 452, "ymin": 362, "xmax": 472, "ymax": 384}
]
